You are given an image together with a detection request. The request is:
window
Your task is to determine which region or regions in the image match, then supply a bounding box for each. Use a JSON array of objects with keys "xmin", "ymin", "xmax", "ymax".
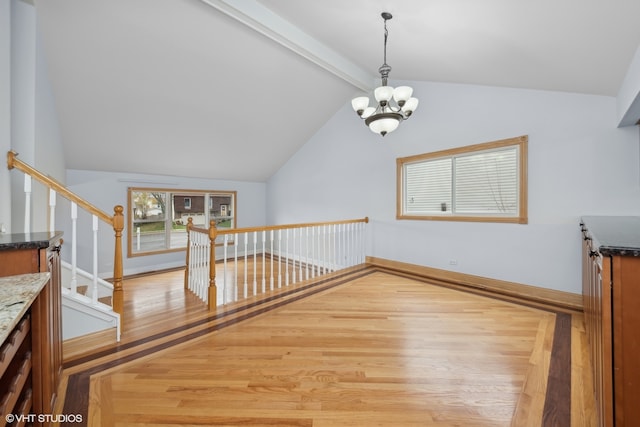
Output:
[
  {"xmin": 397, "ymin": 135, "xmax": 527, "ymax": 223},
  {"xmin": 128, "ymin": 188, "xmax": 236, "ymax": 257}
]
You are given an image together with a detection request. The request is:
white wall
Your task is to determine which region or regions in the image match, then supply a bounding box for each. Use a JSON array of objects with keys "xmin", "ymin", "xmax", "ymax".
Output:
[
  {"xmin": 267, "ymin": 80, "xmax": 640, "ymax": 294},
  {"xmin": 5, "ymin": 0, "xmax": 64, "ymax": 234},
  {"xmin": 8, "ymin": 0, "xmax": 36, "ymax": 233},
  {"xmin": 0, "ymin": 0, "xmax": 10, "ymax": 233},
  {"xmin": 62, "ymin": 169, "xmax": 266, "ymax": 277}
]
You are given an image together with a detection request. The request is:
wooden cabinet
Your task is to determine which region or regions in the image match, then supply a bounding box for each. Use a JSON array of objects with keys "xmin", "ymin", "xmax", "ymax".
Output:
[
  {"xmin": 0, "ymin": 311, "xmax": 33, "ymax": 426},
  {"xmin": 0, "ymin": 232, "xmax": 63, "ymax": 426},
  {"xmin": 581, "ymin": 217, "xmax": 640, "ymax": 427}
]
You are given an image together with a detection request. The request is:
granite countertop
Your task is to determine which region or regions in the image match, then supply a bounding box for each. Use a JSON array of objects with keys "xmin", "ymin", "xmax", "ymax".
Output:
[
  {"xmin": 581, "ymin": 216, "xmax": 640, "ymax": 257},
  {"xmin": 0, "ymin": 231, "xmax": 63, "ymax": 251},
  {"xmin": 0, "ymin": 273, "xmax": 50, "ymax": 343}
]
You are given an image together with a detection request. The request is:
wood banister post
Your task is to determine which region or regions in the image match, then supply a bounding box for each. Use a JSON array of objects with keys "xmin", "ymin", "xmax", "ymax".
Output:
[
  {"xmin": 208, "ymin": 219, "xmax": 217, "ymax": 310},
  {"xmin": 184, "ymin": 218, "xmax": 193, "ymax": 290},
  {"xmin": 112, "ymin": 205, "xmax": 125, "ymax": 327},
  {"xmin": 7, "ymin": 150, "xmax": 16, "ymax": 169}
]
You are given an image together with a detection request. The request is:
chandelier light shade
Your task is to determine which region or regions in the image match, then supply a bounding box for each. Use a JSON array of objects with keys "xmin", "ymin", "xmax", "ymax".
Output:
[{"xmin": 352, "ymin": 12, "xmax": 418, "ymax": 137}]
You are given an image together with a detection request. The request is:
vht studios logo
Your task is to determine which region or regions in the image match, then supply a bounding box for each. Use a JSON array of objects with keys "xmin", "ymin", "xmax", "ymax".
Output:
[{"xmin": 5, "ymin": 414, "xmax": 83, "ymax": 424}]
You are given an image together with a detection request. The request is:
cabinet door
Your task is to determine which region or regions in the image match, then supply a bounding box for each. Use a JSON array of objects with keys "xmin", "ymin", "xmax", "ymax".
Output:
[
  {"xmin": 612, "ymin": 256, "xmax": 640, "ymax": 426},
  {"xmin": 600, "ymin": 256, "xmax": 613, "ymax": 427},
  {"xmin": 47, "ymin": 244, "xmax": 63, "ymax": 406}
]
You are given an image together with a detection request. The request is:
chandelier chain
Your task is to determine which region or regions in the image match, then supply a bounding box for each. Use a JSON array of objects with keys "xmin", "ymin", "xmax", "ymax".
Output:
[{"xmin": 379, "ymin": 15, "xmax": 392, "ymax": 85}]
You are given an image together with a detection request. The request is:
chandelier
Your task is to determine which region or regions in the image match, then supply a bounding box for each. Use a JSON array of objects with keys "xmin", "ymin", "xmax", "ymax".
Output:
[{"xmin": 351, "ymin": 12, "xmax": 418, "ymax": 137}]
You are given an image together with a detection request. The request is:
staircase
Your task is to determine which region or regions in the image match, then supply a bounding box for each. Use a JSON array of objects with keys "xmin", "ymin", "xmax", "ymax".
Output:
[
  {"xmin": 60, "ymin": 261, "xmax": 120, "ymax": 341},
  {"xmin": 7, "ymin": 151, "xmax": 123, "ymax": 342}
]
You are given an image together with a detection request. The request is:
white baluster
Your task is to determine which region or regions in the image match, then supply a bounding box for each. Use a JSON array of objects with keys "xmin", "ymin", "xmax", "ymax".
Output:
[
  {"xmin": 311, "ymin": 226, "xmax": 316, "ymax": 279},
  {"xmin": 23, "ymin": 175, "xmax": 31, "ymax": 234},
  {"xmin": 202, "ymin": 235, "xmax": 210, "ymax": 302},
  {"xmin": 292, "ymin": 228, "xmax": 297, "ymax": 284},
  {"xmin": 337, "ymin": 224, "xmax": 345, "ymax": 268},
  {"xmin": 350, "ymin": 223, "xmax": 355, "ymax": 266},
  {"xmin": 243, "ymin": 232, "xmax": 248, "ymax": 296},
  {"xmin": 328, "ymin": 224, "xmax": 333, "ymax": 272},
  {"xmin": 48, "ymin": 189, "xmax": 56, "ymax": 232},
  {"xmin": 261, "ymin": 230, "xmax": 266, "ymax": 293},
  {"xmin": 223, "ymin": 234, "xmax": 228, "ymax": 305},
  {"xmin": 334, "ymin": 224, "xmax": 339, "ymax": 270},
  {"xmin": 277, "ymin": 229, "xmax": 282, "ymax": 288},
  {"xmin": 305, "ymin": 227, "xmax": 309, "ymax": 280},
  {"xmin": 189, "ymin": 234, "xmax": 194, "ymax": 295},
  {"xmin": 322, "ymin": 225, "xmax": 327, "ymax": 275},
  {"xmin": 198, "ymin": 234, "xmax": 202, "ymax": 299},
  {"xmin": 252, "ymin": 232, "xmax": 257, "ymax": 295},
  {"xmin": 194, "ymin": 234, "xmax": 200, "ymax": 299},
  {"xmin": 297, "ymin": 228, "xmax": 303, "ymax": 282},
  {"xmin": 285, "ymin": 229, "xmax": 290, "ymax": 286},
  {"xmin": 345, "ymin": 223, "xmax": 351, "ymax": 267},
  {"xmin": 269, "ymin": 230, "xmax": 274, "ymax": 290},
  {"xmin": 233, "ymin": 233, "xmax": 239, "ymax": 301},
  {"xmin": 199, "ymin": 234, "xmax": 203, "ymax": 300},
  {"xmin": 70, "ymin": 203, "xmax": 78, "ymax": 294},
  {"xmin": 358, "ymin": 222, "xmax": 366, "ymax": 264},
  {"xmin": 92, "ymin": 215, "xmax": 99, "ymax": 305},
  {"xmin": 351, "ymin": 223, "xmax": 356, "ymax": 266}
]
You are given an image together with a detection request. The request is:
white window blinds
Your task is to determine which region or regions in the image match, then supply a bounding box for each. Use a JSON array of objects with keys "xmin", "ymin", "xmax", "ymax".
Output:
[
  {"xmin": 398, "ymin": 135, "xmax": 526, "ymax": 223},
  {"xmin": 404, "ymin": 158, "xmax": 452, "ymax": 214},
  {"xmin": 454, "ymin": 147, "xmax": 518, "ymax": 215}
]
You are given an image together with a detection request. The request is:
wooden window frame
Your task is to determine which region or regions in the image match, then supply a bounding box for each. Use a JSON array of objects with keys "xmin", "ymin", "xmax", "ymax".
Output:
[
  {"xmin": 127, "ymin": 187, "xmax": 237, "ymax": 257},
  {"xmin": 396, "ymin": 135, "xmax": 528, "ymax": 224}
]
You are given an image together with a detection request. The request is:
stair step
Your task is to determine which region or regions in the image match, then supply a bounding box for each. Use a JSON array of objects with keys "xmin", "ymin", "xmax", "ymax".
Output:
[
  {"xmin": 99, "ymin": 296, "xmax": 112, "ymax": 306},
  {"xmin": 77, "ymin": 285, "xmax": 88, "ymax": 295}
]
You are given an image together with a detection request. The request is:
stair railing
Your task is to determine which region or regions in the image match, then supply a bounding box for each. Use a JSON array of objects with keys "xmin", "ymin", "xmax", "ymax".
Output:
[
  {"xmin": 185, "ymin": 216, "xmax": 369, "ymax": 309},
  {"xmin": 7, "ymin": 151, "xmax": 125, "ymax": 325}
]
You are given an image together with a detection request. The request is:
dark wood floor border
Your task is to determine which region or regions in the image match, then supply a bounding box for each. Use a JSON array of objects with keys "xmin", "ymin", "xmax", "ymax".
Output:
[
  {"xmin": 61, "ymin": 268, "xmax": 376, "ymax": 426},
  {"xmin": 371, "ymin": 266, "xmax": 579, "ymax": 315},
  {"xmin": 61, "ymin": 266, "xmax": 573, "ymax": 427},
  {"xmin": 374, "ymin": 266, "xmax": 574, "ymax": 424},
  {"xmin": 64, "ymin": 266, "xmax": 370, "ymax": 368},
  {"xmin": 542, "ymin": 312, "xmax": 572, "ymax": 426}
]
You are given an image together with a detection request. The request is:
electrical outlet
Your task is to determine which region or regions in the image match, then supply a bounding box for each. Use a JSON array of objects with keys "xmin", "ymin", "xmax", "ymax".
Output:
[{"xmin": 449, "ymin": 259, "xmax": 458, "ymax": 265}]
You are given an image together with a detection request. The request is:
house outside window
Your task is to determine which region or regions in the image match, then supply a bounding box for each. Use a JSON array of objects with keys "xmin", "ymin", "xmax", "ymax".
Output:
[{"xmin": 128, "ymin": 188, "xmax": 236, "ymax": 257}]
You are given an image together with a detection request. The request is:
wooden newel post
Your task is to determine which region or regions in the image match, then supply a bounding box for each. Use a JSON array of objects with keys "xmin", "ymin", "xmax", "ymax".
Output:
[
  {"xmin": 112, "ymin": 205, "xmax": 125, "ymax": 327},
  {"xmin": 184, "ymin": 218, "xmax": 193, "ymax": 290},
  {"xmin": 208, "ymin": 219, "xmax": 217, "ymax": 310}
]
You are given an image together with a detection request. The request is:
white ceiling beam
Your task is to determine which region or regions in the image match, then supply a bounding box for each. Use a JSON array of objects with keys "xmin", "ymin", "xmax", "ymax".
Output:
[{"xmin": 199, "ymin": 0, "xmax": 374, "ymax": 92}]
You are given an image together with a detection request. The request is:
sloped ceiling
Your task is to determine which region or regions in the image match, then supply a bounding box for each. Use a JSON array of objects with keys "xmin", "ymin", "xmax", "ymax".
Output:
[{"xmin": 34, "ymin": 0, "xmax": 640, "ymax": 182}]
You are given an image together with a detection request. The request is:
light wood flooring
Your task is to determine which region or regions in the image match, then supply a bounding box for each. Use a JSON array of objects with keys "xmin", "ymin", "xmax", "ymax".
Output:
[{"xmin": 58, "ymin": 265, "xmax": 596, "ymax": 426}]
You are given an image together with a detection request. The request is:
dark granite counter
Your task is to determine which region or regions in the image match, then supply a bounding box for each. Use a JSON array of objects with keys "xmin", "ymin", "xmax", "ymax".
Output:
[
  {"xmin": 581, "ymin": 216, "xmax": 640, "ymax": 257},
  {"xmin": 0, "ymin": 231, "xmax": 63, "ymax": 251}
]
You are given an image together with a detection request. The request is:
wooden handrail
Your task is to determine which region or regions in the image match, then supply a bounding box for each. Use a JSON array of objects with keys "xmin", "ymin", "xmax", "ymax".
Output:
[
  {"xmin": 189, "ymin": 217, "xmax": 369, "ymax": 236},
  {"xmin": 186, "ymin": 216, "xmax": 369, "ymax": 310},
  {"xmin": 7, "ymin": 150, "xmax": 125, "ymax": 330},
  {"xmin": 7, "ymin": 150, "xmax": 112, "ymax": 224}
]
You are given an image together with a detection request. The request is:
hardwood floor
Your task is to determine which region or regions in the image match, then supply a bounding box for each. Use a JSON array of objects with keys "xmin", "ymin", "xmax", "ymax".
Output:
[{"xmin": 58, "ymin": 265, "xmax": 596, "ymax": 426}]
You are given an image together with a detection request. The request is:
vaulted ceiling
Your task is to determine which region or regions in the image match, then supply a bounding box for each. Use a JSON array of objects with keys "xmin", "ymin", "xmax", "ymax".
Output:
[{"xmin": 34, "ymin": 0, "xmax": 640, "ymax": 182}]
